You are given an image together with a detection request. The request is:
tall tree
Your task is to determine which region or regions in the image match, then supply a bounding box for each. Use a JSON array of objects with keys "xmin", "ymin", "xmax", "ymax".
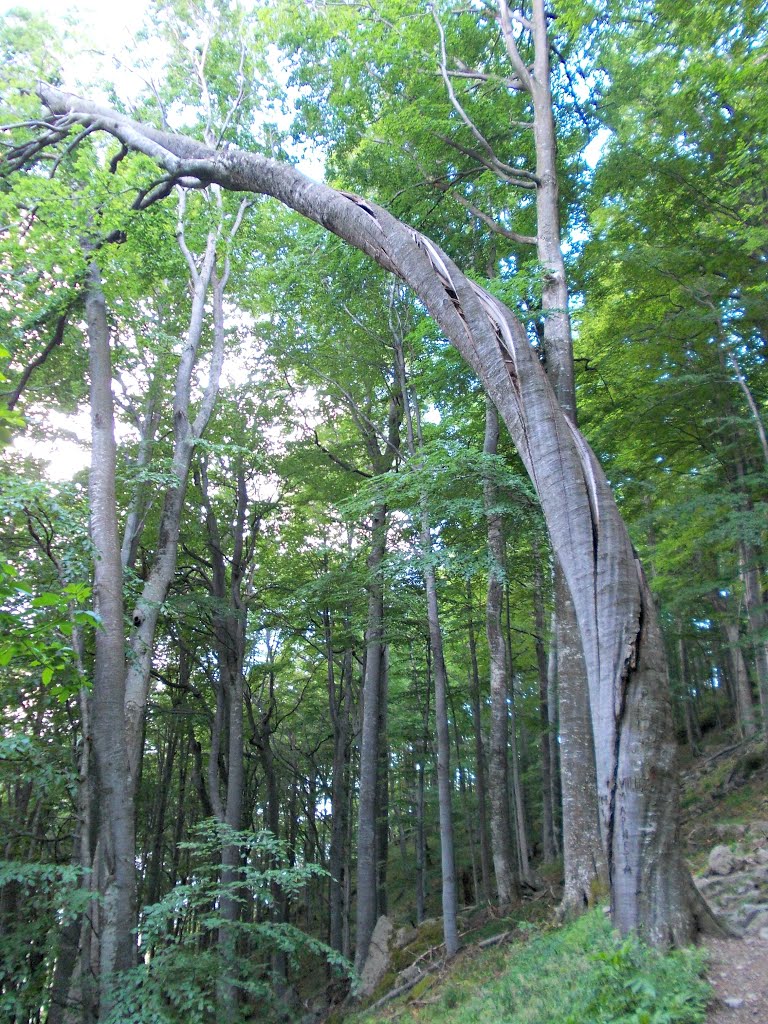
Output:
[{"xmin": 16, "ymin": 84, "xmax": 719, "ymax": 943}]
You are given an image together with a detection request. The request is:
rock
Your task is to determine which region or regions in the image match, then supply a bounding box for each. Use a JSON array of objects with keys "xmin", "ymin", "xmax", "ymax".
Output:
[
  {"xmin": 696, "ymin": 873, "xmax": 732, "ymax": 891},
  {"xmin": 397, "ymin": 963, "xmax": 422, "ymax": 986},
  {"xmin": 749, "ymin": 821, "xmax": 768, "ymax": 838},
  {"xmin": 745, "ymin": 910, "xmax": 768, "ymax": 934},
  {"xmin": 741, "ymin": 903, "xmax": 768, "ymax": 926},
  {"xmin": 724, "ymin": 996, "xmax": 744, "ymax": 1009},
  {"xmin": 709, "ymin": 845, "xmax": 739, "ymax": 876},
  {"xmin": 717, "ymin": 824, "xmax": 747, "ymax": 839},
  {"xmin": 358, "ymin": 915, "xmax": 395, "ymax": 998},
  {"xmin": 759, "ymin": 926, "xmax": 768, "ymax": 940},
  {"xmin": 755, "ymin": 848, "xmax": 768, "ymax": 865},
  {"xmin": 394, "ymin": 925, "xmax": 418, "ymax": 949}
]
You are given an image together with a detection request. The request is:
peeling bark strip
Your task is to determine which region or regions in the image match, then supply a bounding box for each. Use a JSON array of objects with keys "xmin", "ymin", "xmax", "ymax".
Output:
[{"xmin": 26, "ymin": 87, "xmax": 715, "ymax": 945}]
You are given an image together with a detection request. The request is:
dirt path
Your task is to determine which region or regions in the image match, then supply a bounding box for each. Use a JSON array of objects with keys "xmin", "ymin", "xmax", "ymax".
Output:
[{"xmin": 705, "ymin": 935, "xmax": 768, "ymax": 1022}]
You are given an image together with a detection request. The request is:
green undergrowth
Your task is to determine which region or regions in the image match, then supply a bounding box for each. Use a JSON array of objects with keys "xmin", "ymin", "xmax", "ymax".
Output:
[
  {"xmin": 355, "ymin": 910, "xmax": 710, "ymax": 1024},
  {"xmin": 680, "ymin": 736, "xmax": 768, "ymax": 869}
]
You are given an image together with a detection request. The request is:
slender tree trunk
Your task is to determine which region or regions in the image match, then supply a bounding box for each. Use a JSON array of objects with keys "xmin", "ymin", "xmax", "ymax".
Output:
[
  {"xmin": 414, "ymin": 648, "xmax": 430, "ymax": 924},
  {"xmin": 678, "ymin": 633, "xmax": 702, "ymax": 755},
  {"xmin": 355, "ymin": 501, "xmax": 388, "ymax": 972},
  {"xmin": 546, "ymin": 614, "xmax": 562, "ymax": 855},
  {"xmin": 450, "ymin": 684, "xmax": 479, "ymax": 904},
  {"xmin": 85, "ymin": 261, "xmax": 136, "ymax": 1015},
  {"xmin": 395, "ymin": 338, "xmax": 459, "ymax": 954},
  {"xmin": 532, "ymin": 542, "xmax": 556, "ymax": 862},
  {"xmin": 507, "ymin": 668, "xmax": 533, "ymax": 887},
  {"xmin": 123, "ymin": 202, "xmax": 246, "ymax": 787},
  {"xmin": 466, "ymin": 586, "xmax": 492, "ymax": 900},
  {"xmin": 376, "ymin": 645, "xmax": 390, "ymax": 918},
  {"xmin": 354, "ymin": 383, "xmax": 403, "ymax": 969},
  {"xmin": 424, "ymin": 552, "xmax": 460, "ymax": 954},
  {"xmin": 327, "ymin": 616, "xmax": 352, "ymax": 956},
  {"xmin": 482, "ymin": 402, "xmax": 518, "ymax": 906},
  {"xmin": 143, "ymin": 722, "xmax": 178, "ymax": 907},
  {"xmin": 739, "ymin": 542, "xmax": 768, "ymax": 722},
  {"xmin": 721, "ymin": 618, "xmax": 757, "ymax": 739},
  {"xmin": 198, "ymin": 459, "xmax": 251, "ymax": 1022}
]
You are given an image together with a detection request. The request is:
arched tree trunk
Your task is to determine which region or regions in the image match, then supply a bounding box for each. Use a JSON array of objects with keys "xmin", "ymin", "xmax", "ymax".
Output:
[{"xmin": 33, "ymin": 86, "xmax": 720, "ymax": 945}]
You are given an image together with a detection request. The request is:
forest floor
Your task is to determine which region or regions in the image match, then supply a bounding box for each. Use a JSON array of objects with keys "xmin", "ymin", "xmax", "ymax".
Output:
[
  {"xmin": 704, "ymin": 935, "xmax": 768, "ymax": 1022},
  {"xmin": 325, "ymin": 732, "xmax": 768, "ymax": 1024},
  {"xmin": 678, "ymin": 735, "xmax": 768, "ymax": 1022}
]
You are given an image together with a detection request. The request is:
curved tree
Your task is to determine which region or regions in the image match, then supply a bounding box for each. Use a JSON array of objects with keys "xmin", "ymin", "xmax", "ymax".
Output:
[{"xmin": 5, "ymin": 84, "xmax": 720, "ymax": 946}]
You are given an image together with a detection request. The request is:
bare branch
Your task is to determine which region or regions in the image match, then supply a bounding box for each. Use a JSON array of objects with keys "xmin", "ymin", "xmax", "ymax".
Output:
[
  {"xmin": 7, "ymin": 313, "xmax": 69, "ymax": 411},
  {"xmin": 48, "ymin": 125, "xmax": 98, "ymax": 177},
  {"xmin": 497, "ymin": 0, "xmax": 534, "ymax": 92},
  {"xmin": 216, "ymin": 40, "xmax": 248, "ymax": 147},
  {"xmin": 174, "ymin": 188, "xmax": 199, "ymax": 282},
  {"xmin": 433, "ymin": 131, "xmax": 538, "ymax": 187},
  {"xmin": 429, "ymin": 177, "xmax": 537, "ymax": 245},
  {"xmin": 434, "ymin": 7, "xmax": 530, "ymax": 174}
]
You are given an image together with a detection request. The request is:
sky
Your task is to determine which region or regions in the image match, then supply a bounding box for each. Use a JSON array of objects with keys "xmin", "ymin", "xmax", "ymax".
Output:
[
  {"xmin": 2, "ymin": 0, "xmax": 147, "ymax": 58},
  {"xmin": 4, "ymin": 1, "xmax": 149, "ymax": 478},
  {"xmin": 4, "ymin": 0, "xmax": 325, "ymax": 479}
]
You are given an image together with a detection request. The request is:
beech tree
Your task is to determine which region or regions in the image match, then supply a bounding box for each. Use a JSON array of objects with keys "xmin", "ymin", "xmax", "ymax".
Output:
[{"xmin": 5, "ymin": 76, "xmax": 721, "ymax": 947}]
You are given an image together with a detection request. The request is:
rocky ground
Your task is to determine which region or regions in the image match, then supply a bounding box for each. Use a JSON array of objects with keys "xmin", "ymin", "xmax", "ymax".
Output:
[
  {"xmin": 682, "ymin": 741, "xmax": 768, "ymax": 1022},
  {"xmin": 704, "ymin": 934, "xmax": 768, "ymax": 1023}
]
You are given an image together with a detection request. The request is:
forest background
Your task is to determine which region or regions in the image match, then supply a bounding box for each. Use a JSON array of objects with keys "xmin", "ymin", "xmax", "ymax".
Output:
[{"xmin": 0, "ymin": 1, "xmax": 766, "ymax": 1022}]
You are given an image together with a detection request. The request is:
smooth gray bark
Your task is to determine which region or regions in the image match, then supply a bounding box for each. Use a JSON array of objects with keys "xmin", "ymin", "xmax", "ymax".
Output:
[
  {"xmin": 466, "ymin": 587, "xmax": 492, "ymax": 900},
  {"xmin": 395, "ymin": 338, "xmax": 459, "ymax": 955},
  {"xmin": 511, "ymin": 0, "xmax": 607, "ymax": 906},
  {"xmin": 556, "ymin": 573, "xmax": 607, "ymax": 912},
  {"xmin": 532, "ymin": 545, "xmax": 556, "ymax": 862},
  {"xmin": 354, "ymin": 389, "xmax": 402, "ymax": 970},
  {"xmin": 124, "ymin": 242, "xmax": 235, "ymax": 787},
  {"xmin": 35, "ymin": 86, "xmax": 717, "ymax": 944},
  {"xmin": 327, "ymin": 625, "xmax": 352, "ymax": 955},
  {"xmin": 85, "ymin": 261, "xmax": 136, "ymax": 1014},
  {"xmin": 482, "ymin": 402, "xmax": 518, "ymax": 906},
  {"xmin": 355, "ymin": 503, "xmax": 388, "ymax": 972},
  {"xmin": 199, "ymin": 460, "xmax": 251, "ymax": 1021}
]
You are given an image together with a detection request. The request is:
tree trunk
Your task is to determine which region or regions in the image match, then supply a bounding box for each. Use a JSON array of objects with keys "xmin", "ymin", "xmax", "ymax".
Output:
[
  {"xmin": 376, "ymin": 645, "xmax": 390, "ymax": 919},
  {"xmin": 546, "ymin": 614, "xmax": 562, "ymax": 855},
  {"xmin": 85, "ymin": 260, "xmax": 136, "ymax": 1015},
  {"xmin": 424, "ymin": 549, "xmax": 460, "ymax": 954},
  {"xmin": 721, "ymin": 618, "xmax": 758, "ymax": 740},
  {"xmin": 556, "ymin": 571, "xmax": 607, "ymax": 913},
  {"xmin": 507, "ymin": 666, "xmax": 533, "ymax": 887},
  {"xmin": 531, "ymin": 543, "xmax": 556, "ymax": 862},
  {"xmin": 38, "ymin": 86, "xmax": 719, "ymax": 944},
  {"xmin": 355, "ymin": 501, "xmax": 388, "ymax": 972},
  {"xmin": 466, "ymin": 586, "xmax": 492, "ymax": 900},
  {"xmin": 450, "ymin": 683, "xmax": 479, "ymax": 904},
  {"xmin": 414, "ymin": 648, "xmax": 430, "ymax": 924},
  {"xmin": 327, "ymin": 616, "xmax": 352, "ymax": 956},
  {"xmin": 395, "ymin": 338, "xmax": 459, "ymax": 954},
  {"xmin": 740, "ymin": 542, "xmax": 768, "ymax": 723},
  {"xmin": 482, "ymin": 402, "xmax": 519, "ymax": 906}
]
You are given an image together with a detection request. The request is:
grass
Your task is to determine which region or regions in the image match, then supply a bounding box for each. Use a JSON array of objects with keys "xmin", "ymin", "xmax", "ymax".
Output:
[{"xmin": 356, "ymin": 911, "xmax": 710, "ymax": 1024}]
